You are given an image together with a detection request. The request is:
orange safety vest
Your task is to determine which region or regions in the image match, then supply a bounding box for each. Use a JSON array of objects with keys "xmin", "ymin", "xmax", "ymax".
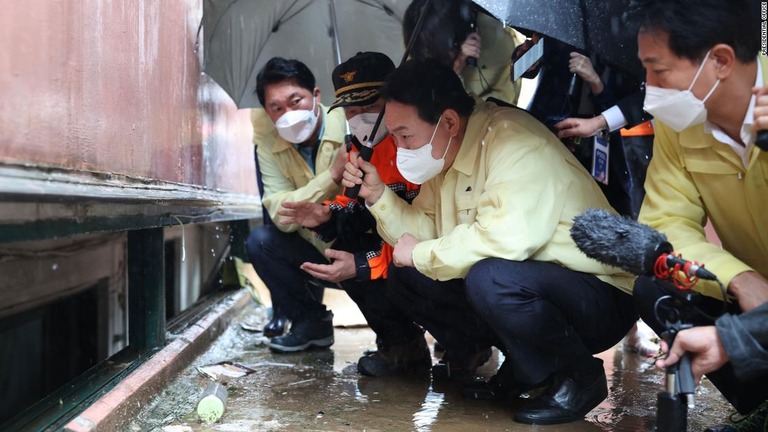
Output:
[{"xmin": 620, "ymin": 120, "xmax": 654, "ymax": 137}]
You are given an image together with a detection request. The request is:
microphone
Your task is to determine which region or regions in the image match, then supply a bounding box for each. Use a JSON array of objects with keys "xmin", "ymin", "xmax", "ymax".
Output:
[
  {"xmin": 572, "ymin": 209, "xmax": 718, "ymax": 431},
  {"xmin": 570, "ymin": 208, "xmax": 717, "ymax": 281}
]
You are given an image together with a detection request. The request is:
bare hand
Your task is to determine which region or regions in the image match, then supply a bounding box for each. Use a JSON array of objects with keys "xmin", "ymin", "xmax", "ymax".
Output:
[
  {"xmin": 277, "ymin": 201, "xmax": 331, "ymax": 228},
  {"xmin": 728, "ymin": 271, "xmax": 768, "ymax": 312},
  {"xmin": 554, "ymin": 115, "xmax": 608, "ymax": 139},
  {"xmin": 569, "ymin": 52, "xmax": 603, "ymax": 94},
  {"xmin": 300, "ymin": 249, "xmax": 356, "ymax": 283},
  {"xmin": 453, "ymin": 32, "xmax": 481, "ymax": 75},
  {"xmin": 330, "ymin": 144, "xmax": 349, "ymax": 184},
  {"xmin": 753, "ymin": 86, "xmax": 768, "ymax": 135},
  {"xmin": 392, "ymin": 233, "xmax": 418, "ymax": 267},
  {"xmin": 341, "ymin": 151, "xmax": 385, "ymax": 204},
  {"xmin": 655, "ymin": 326, "xmax": 728, "ymax": 383}
]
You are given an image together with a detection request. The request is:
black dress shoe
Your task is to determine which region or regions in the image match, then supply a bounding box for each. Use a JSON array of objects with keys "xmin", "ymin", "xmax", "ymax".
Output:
[
  {"xmin": 462, "ymin": 359, "xmax": 535, "ymax": 401},
  {"xmin": 462, "ymin": 379, "xmax": 522, "ymax": 400},
  {"xmin": 513, "ymin": 373, "xmax": 608, "ymax": 425},
  {"xmin": 263, "ymin": 314, "xmax": 288, "ymax": 338},
  {"xmin": 462, "ymin": 377, "xmax": 545, "ymax": 401},
  {"xmin": 431, "ymin": 348, "xmax": 492, "ymax": 381}
]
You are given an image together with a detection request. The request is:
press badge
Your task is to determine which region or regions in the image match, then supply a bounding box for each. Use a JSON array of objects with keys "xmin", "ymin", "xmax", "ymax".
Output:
[{"xmin": 591, "ymin": 133, "xmax": 609, "ymax": 185}]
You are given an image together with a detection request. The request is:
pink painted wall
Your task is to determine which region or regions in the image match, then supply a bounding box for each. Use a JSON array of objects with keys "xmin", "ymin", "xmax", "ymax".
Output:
[{"xmin": 0, "ymin": 0, "xmax": 256, "ymax": 194}]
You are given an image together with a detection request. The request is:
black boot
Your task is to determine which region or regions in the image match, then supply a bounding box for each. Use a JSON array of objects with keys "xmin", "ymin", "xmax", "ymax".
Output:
[
  {"xmin": 357, "ymin": 336, "xmax": 431, "ymax": 377},
  {"xmin": 267, "ymin": 310, "xmax": 334, "ymax": 353},
  {"xmin": 263, "ymin": 309, "xmax": 289, "ymax": 338}
]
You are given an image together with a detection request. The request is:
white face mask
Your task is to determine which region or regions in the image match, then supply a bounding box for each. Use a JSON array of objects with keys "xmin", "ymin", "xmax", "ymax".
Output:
[
  {"xmin": 396, "ymin": 115, "xmax": 453, "ymax": 185},
  {"xmin": 348, "ymin": 112, "xmax": 388, "ymax": 145},
  {"xmin": 643, "ymin": 50, "xmax": 720, "ymax": 132},
  {"xmin": 275, "ymin": 96, "xmax": 319, "ymax": 143}
]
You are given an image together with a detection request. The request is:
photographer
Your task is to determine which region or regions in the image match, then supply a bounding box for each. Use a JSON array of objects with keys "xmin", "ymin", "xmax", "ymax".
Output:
[
  {"xmin": 626, "ymin": 0, "xmax": 768, "ymax": 429},
  {"xmin": 403, "ymin": 0, "xmax": 524, "ymax": 105}
]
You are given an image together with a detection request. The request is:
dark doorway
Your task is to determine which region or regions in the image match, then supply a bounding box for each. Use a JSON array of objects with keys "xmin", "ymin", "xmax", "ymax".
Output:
[{"xmin": 0, "ymin": 280, "xmax": 107, "ymax": 424}]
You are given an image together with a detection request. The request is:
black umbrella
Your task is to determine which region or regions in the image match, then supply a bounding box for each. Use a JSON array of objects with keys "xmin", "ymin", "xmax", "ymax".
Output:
[{"xmin": 471, "ymin": 0, "xmax": 642, "ymax": 79}]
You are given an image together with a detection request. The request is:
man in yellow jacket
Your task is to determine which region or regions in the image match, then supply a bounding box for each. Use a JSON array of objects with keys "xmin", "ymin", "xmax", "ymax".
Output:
[
  {"xmin": 343, "ymin": 59, "xmax": 637, "ymax": 425},
  {"xmin": 246, "ymin": 57, "xmax": 347, "ymax": 352},
  {"xmin": 626, "ymin": 0, "xmax": 768, "ymax": 426}
]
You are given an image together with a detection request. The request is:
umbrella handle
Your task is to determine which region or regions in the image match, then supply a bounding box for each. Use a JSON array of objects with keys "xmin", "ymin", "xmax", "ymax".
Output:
[
  {"xmin": 756, "ymin": 130, "xmax": 768, "ymax": 151},
  {"xmin": 568, "ymin": 73, "xmax": 579, "ymax": 97},
  {"xmin": 344, "ymin": 144, "xmax": 374, "ymax": 199}
]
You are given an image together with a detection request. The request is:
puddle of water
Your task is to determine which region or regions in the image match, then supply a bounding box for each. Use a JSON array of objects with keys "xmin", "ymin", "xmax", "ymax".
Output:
[{"xmin": 130, "ymin": 303, "xmax": 738, "ymax": 432}]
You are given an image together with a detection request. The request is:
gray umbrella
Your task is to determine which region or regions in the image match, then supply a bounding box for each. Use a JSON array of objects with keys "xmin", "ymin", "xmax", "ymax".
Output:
[
  {"xmin": 472, "ymin": 0, "xmax": 643, "ymax": 78},
  {"xmin": 202, "ymin": 0, "xmax": 411, "ymax": 108}
]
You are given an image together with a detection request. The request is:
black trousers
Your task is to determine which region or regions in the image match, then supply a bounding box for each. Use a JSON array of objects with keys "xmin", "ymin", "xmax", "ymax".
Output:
[
  {"xmin": 466, "ymin": 259, "xmax": 637, "ymax": 385},
  {"xmin": 387, "ymin": 258, "xmax": 636, "ymax": 382},
  {"xmin": 246, "ymin": 225, "xmax": 421, "ymax": 344},
  {"xmin": 634, "ymin": 276, "xmax": 768, "ymax": 414},
  {"xmin": 387, "ymin": 264, "xmax": 500, "ymax": 361},
  {"xmin": 246, "ymin": 225, "xmax": 327, "ymax": 320}
]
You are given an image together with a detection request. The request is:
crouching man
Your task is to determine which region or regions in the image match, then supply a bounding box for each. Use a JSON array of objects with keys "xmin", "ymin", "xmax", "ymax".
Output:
[{"xmin": 344, "ymin": 59, "xmax": 637, "ymax": 425}]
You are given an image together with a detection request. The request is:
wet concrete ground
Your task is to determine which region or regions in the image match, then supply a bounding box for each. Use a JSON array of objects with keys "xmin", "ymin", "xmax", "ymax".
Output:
[{"xmin": 130, "ymin": 302, "xmax": 735, "ymax": 431}]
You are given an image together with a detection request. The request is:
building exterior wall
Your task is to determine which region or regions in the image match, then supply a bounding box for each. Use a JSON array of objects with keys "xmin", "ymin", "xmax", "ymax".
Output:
[
  {"xmin": 0, "ymin": 2, "xmax": 259, "ymax": 424},
  {"xmin": 0, "ymin": 0, "xmax": 256, "ymax": 194}
]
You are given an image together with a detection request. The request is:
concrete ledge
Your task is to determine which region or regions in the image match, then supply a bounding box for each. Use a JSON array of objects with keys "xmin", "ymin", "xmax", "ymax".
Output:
[{"xmin": 64, "ymin": 290, "xmax": 251, "ymax": 432}]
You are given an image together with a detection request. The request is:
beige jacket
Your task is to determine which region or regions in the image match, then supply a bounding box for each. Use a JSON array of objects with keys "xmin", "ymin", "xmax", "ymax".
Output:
[
  {"xmin": 252, "ymin": 106, "xmax": 346, "ymax": 251},
  {"xmin": 461, "ymin": 13, "xmax": 524, "ymax": 105},
  {"xmin": 368, "ymin": 100, "xmax": 635, "ymax": 293},
  {"xmin": 639, "ymin": 55, "xmax": 768, "ymax": 299}
]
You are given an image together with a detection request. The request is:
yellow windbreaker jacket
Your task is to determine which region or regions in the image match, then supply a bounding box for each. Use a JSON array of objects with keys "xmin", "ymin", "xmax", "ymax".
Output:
[
  {"xmin": 639, "ymin": 56, "xmax": 768, "ymax": 299},
  {"xmin": 252, "ymin": 106, "xmax": 346, "ymax": 251},
  {"xmin": 368, "ymin": 100, "xmax": 635, "ymax": 293}
]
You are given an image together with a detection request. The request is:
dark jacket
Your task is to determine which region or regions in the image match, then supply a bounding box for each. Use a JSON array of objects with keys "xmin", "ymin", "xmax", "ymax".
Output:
[
  {"xmin": 313, "ymin": 135, "xmax": 420, "ymax": 281},
  {"xmin": 717, "ymin": 301, "xmax": 768, "ymax": 381}
]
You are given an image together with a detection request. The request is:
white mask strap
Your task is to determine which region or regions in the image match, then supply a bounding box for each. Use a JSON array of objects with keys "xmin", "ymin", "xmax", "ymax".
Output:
[
  {"xmin": 440, "ymin": 135, "xmax": 454, "ymax": 159},
  {"xmin": 428, "ymin": 115, "xmax": 443, "ymax": 144},
  {"xmin": 702, "ymin": 79, "xmax": 720, "ymax": 103},
  {"xmin": 688, "ymin": 49, "xmax": 712, "ymax": 91}
]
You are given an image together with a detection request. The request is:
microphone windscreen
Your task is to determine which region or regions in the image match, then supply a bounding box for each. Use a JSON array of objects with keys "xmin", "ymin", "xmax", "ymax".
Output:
[{"xmin": 570, "ymin": 208, "xmax": 669, "ymax": 276}]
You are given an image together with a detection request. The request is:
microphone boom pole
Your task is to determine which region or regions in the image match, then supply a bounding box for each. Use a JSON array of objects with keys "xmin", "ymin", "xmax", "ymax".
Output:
[{"xmin": 569, "ymin": 208, "xmax": 725, "ymax": 432}]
